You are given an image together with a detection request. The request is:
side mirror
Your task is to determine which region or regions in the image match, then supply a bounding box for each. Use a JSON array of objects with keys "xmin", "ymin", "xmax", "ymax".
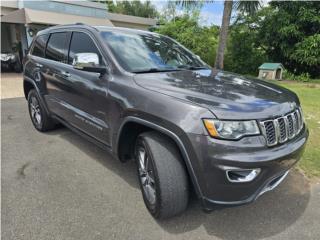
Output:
[{"xmin": 73, "ymin": 52, "xmax": 106, "ymax": 74}]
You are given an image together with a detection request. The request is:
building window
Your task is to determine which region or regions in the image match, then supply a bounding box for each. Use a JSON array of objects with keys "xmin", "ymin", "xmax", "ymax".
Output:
[
  {"xmin": 262, "ymin": 72, "xmax": 267, "ymax": 78},
  {"xmin": 23, "ymin": 1, "xmax": 107, "ymax": 18}
]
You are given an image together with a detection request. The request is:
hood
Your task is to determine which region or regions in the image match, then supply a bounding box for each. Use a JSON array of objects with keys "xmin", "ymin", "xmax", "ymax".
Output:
[{"xmin": 133, "ymin": 69, "xmax": 299, "ymax": 120}]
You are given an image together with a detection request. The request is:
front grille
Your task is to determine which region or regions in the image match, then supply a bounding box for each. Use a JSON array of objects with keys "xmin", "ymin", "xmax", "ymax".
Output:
[{"xmin": 260, "ymin": 109, "xmax": 304, "ymax": 147}]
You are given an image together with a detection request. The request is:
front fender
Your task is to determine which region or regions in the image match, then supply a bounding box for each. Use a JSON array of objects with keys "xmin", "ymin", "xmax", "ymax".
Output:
[{"xmin": 115, "ymin": 116, "xmax": 205, "ymax": 200}]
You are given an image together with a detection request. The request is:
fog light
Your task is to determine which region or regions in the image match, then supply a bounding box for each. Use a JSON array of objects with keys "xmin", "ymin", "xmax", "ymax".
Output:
[{"xmin": 226, "ymin": 168, "xmax": 261, "ymax": 183}]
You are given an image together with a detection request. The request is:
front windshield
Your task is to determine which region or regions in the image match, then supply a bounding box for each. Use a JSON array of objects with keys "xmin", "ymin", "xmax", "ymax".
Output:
[{"xmin": 100, "ymin": 30, "xmax": 208, "ymax": 73}]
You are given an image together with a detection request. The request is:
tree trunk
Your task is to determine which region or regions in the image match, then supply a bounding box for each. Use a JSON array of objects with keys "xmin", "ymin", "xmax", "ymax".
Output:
[{"xmin": 214, "ymin": 0, "xmax": 233, "ymax": 69}]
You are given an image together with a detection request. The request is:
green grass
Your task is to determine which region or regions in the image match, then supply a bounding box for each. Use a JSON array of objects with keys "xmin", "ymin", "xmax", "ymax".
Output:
[{"xmin": 270, "ymin": 80, "xmax": 320, "ymax": 178}]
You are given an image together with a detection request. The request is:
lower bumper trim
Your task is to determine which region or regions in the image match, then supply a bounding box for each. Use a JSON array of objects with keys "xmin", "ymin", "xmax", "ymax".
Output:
[
  {"xmin": 201, "ymin": 170, "xmax": 290, "ymax": 209},
  {"xmin": 256, "ymin": 170, "xmax": 289, "ymax": 199}
]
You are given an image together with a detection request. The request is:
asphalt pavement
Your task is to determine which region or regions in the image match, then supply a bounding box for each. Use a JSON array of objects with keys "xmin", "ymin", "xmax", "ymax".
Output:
[{"xmin": 2, "ymin": 97, "xmax": 320, "ymax": 240}]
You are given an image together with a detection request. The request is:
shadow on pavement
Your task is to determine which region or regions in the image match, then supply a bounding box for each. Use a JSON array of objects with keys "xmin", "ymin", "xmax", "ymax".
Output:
[
  {"xmin": 46, "ymin": 127, "xmax": 140, "ymax": 189},
  {"xmin": 158, "ymin": 169, "xmax": 310, "ymax": 240},
  {"xmin": 48, "ymin": 127, "xmax": 311, "ymax": 240}
]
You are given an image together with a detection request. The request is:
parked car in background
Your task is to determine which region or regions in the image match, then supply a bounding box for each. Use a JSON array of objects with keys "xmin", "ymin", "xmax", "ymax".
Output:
[
  {"xmin": 23, "ymin": 24, "xmax": 308, "ymax": 219},
  {"xmin": 1, "ymin": 51, "xmax": 22, "ymax": 72}
]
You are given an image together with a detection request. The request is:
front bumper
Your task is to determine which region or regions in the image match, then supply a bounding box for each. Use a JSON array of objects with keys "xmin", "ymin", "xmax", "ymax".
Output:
[{"xmin": 186, "ymin": 125, "xmax": 308, "ymax": 210}]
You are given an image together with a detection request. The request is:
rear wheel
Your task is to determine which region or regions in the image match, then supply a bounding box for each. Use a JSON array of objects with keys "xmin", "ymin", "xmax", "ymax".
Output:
[
  {"xmin": 27, "ymin": 89, "xmax": 56, "ymax": 132},
  {"xmin": 135, "ymin": 132, "xmax": 189, "ymax": 219}
]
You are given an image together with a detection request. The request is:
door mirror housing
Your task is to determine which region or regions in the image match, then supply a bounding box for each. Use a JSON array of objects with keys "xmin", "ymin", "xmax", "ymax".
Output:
[{"xmin": 72, "ymin": 53, "xmax": 106, "ymax": 74}]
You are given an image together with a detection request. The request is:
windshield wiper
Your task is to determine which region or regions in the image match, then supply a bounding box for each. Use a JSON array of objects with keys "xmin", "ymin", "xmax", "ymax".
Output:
[
  {"xmin": 177, "ymin": 65, "xmax": 209, "ymax": 70},
  {"xmin": 132, "ymin": 68, "xmax": 181, "ymax": 74}
]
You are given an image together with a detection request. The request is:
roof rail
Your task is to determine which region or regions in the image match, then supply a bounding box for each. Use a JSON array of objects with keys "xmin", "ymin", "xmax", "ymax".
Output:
[{"xmin": 39, "ymin": 23, "xmax": 100, "ymax": 32}]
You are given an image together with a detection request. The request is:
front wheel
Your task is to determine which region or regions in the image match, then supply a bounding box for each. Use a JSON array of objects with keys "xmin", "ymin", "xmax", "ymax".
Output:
[{"xmin": 135, "ymin": 132, "xmax": 189, "ymax": 219}]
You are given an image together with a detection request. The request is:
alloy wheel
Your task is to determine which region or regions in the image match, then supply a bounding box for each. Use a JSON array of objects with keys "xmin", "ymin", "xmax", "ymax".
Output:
[
  {"xmin": 30, "ymin": 96, "xmax": 42, "ymax": 126},
  {"xmin": 137, "ymin": 146, "xmax": 156, "ymax": 205}
]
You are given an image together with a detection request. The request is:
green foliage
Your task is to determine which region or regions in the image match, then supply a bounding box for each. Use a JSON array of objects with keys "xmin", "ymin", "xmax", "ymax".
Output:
[
  {"xmin": 234, "ymin": 1, "xmax": 261, "ymax": 15},
  {"xmin": 106, "ymin": 0, "xmax": 158, "ymax": 18},
  {"xmin": 225, "ymin": 2, "xmax": 320, "ymax": 78},
  {"xmin": 224, "ymin": 18, "xmax": 268, "ymax": 75},
  {"xmin": 283, "ymin": 70, "xmax": 311, "ymax": 82},
  {"xmin": 257, "ymin": 1, "xmax": 320, "ymax": 77},
  {"xmin": 154, "ymin": 14, "xmax": 219, "ymax": 66},
  {"xmin": 292, "ymin": 34, "xmax": 320, "ymax": 66}
]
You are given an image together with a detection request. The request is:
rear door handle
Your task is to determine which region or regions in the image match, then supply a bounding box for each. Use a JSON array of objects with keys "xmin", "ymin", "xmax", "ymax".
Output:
[{"xmin": 61, "ymin": 71, "xmax": 71, "ymax": 78}]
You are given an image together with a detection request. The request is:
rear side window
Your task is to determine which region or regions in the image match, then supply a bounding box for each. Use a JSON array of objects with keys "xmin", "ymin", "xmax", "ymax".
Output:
[
  {"xmin": 68, "ymin": 32, "xmax": 103, "ymax": 65},
  {"xmin": 31, "ymin": 34, "xmax": 49, "ymax": 57},
  {"xmin": 46, "ymin": 32, "xmax": 68, "ymax": 63}
]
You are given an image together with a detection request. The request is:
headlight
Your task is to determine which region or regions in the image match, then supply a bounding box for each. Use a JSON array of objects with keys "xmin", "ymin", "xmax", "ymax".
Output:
[{"xmin": 203, "ymin": 119, "xmax": 260, "ymax": 140}]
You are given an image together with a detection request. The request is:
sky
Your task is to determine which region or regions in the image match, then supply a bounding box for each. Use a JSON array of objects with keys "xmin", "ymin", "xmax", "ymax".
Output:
[
  {"xmin": 153, "ymin": 0, "xmax": 225, "ymax": 26},
  {"xmin": 152, "ymin": 0, "xmax": 271, "ymax": 26},
  {"xmin": 199, "ymin": 1, "xmax": 225, "ymax": 26}
]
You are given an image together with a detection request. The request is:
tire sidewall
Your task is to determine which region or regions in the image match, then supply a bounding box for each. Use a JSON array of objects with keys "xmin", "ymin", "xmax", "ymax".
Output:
[{"xmin": 135, "ymin": 136, "xmax": 162, "ymax": 218}]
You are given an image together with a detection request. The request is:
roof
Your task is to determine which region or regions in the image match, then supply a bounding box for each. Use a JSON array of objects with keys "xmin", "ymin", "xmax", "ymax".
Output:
[
  {"xmin": 1, "ymin": 8, "xmax": 114, "ymax": 26},
  {"xmin": 259, "ymin": 63, "xmax": 284, "ymax": 70},
  {"xmin": 107, "ymin": 12, "xmax": 157, "ymax": 26}
]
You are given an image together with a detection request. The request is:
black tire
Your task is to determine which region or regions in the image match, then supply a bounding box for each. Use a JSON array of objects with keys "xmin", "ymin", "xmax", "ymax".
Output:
[
  {"xmin": 135, "ymin": 131, "xmax": 189, "ymax": 219},
  {"xmin": 27, "ymin": 89, "xmax": 56, "ymax": 132}
]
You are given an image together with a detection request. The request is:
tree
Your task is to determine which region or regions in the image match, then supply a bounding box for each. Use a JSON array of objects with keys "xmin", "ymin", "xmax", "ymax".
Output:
[
  {"xmin": 106, "ymin": 0, "xmax": 158, "ymax": 18},
  {"xmin": 215, "ymin": 0, "xmax": 233, "ymax": 69},
  {"xmin": 257, "ymin": 1, "xmax": 320, "ymax": 77},
  {"xmin": 175, "ymin": 0, "xmax": 260, "ymax": 69},
  {"xmin": 155, "ymin": 13, "xmax": 219, "ymax": 66},
  {"xmin": 224, "ymin": 9, "xmax": 268, "ymax": 75}
]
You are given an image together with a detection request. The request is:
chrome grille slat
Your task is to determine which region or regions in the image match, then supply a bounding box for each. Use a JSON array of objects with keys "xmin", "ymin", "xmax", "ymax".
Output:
[
  {"xmin": 287, "ymin": 114, "xmax": 294, "ymax": 139},
  {"xmin": 277, "ymin": 117, "xmax": 287, "ymax": 143},
  {"xmin": 292, "ymin": 112, "xmax": 298, "ymax": 134},
  {"xmin": 296, "ymin": 109, "xmax": 302, "ymax": 131},
  {"xmin": 260, "ymin": 109, "xmax": 304, "ymax": 147}
]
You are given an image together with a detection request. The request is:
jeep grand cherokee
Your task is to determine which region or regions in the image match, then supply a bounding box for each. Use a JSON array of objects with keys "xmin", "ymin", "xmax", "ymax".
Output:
[{"xmin": 23, "ymin": 24, "xmax": 308, "ymax": 219}]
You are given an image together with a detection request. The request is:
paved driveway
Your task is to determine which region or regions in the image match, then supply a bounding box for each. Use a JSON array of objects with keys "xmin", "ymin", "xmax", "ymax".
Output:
[
  {"xmin": 2, "ymin": 97, "xmax": 320, "ymax": 240},
  {"xmin": 1, "ymin": 73, "xmax": 24, "ymax": 99}
]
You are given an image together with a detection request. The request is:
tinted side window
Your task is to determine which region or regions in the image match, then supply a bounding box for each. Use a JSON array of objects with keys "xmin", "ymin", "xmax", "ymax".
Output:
[
  {"xmin": 46, "ymin": 32, "xmax": 68, "ymax": 62},
  {"xmin": 31, "ymin": 34, "xmax": 49, "ymax": 57},
  {"xmin": 68, "ymin": 32, "xmax": 103, "ymax": 65}
]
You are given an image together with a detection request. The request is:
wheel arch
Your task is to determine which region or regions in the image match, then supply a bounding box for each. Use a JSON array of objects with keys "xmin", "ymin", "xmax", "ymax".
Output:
[
  {"xmin": 23, "ymin": 77, "xmax": 50, "ymax": 114},
  {"xmin": 116, "ymin": 116, "xmax": 203, "ymax": 199},
  {"xmin": 23, "ymin": 79, "xmax": 36, "ymax": 100}
]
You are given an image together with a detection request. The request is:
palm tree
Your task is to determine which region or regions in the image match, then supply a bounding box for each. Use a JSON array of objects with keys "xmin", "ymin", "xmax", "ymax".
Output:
[{"xmin": 175, "ymin": 0, "xmax": 261, "ymax": 69}]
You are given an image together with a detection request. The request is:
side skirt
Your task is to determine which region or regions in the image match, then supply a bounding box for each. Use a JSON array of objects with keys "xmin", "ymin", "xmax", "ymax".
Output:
[{"xmin": 52, "ymin": 115, "xmax": 113, "ymax": 153}]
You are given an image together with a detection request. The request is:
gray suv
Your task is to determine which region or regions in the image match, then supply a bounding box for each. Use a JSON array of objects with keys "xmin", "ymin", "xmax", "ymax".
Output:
[{"xmin": 23, "ymin": 24, "xmax": 308, "ymax": 219}]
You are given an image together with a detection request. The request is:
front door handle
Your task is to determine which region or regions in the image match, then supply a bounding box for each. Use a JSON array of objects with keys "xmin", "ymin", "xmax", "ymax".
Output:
[{"xmin": 61, "ymin": 71, "xmax": 71, "ymax": 78}]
